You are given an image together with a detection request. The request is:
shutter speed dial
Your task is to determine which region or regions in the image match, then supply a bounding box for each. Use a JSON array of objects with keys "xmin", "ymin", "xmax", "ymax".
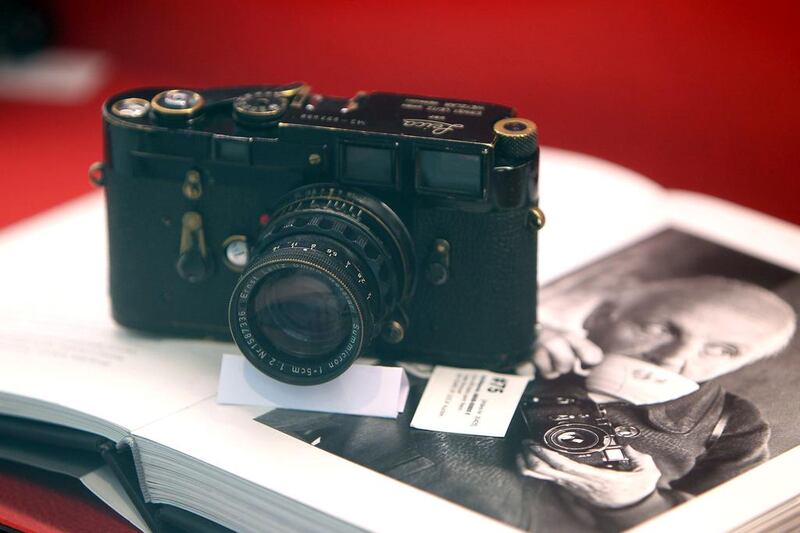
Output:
[{"xmin": 233, "ymin": 91, "xmax": 288, "ymax": 126}]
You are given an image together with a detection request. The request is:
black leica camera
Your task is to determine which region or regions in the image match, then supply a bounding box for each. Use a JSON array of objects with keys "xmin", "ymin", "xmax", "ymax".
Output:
[
  {"xmin": 93, "ymin": 82, "xmax": 542, "ymax": 384},
  {"xmin": 520, "ymin": 395, "xmax": 633, "ymax": 471}
]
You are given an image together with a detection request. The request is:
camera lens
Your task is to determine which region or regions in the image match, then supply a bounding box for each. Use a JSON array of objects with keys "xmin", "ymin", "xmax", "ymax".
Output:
[
  {"xmin": 229, "ymin": 185, "xmax": 414, "ymax": 385},
  {"xmin": 543, "ymin": 424, "xmax": 608, "ymax": 453}
]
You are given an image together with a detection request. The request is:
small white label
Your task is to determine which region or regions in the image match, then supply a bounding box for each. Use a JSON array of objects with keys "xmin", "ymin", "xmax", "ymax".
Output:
[
  {"xmin": 410, "ymin": 366, "xmax": 529, "ymax": 437},
  {"xmin": 217, "ymin": 354, "xmax": 410, "ymax": 418}
]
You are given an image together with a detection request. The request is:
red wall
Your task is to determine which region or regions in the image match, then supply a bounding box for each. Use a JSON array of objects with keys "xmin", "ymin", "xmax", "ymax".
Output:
[{"xmin": 3, "ymin": 1, "xmax": 799, "ymax": 226}]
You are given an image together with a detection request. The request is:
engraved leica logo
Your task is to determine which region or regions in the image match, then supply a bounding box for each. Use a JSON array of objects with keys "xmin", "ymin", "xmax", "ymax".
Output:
[{"xmin": 402, "ymin": 118, "xmax": 465, "ymax": 135}]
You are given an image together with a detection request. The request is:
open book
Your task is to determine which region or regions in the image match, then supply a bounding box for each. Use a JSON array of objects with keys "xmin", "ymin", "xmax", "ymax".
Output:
[{"xmin": 1, "ymin": 148, "xmax": 798, "ymax": 533}]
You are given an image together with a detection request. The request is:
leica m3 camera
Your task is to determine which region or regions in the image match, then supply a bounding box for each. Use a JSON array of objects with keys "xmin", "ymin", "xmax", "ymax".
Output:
[
  {"xmin": 92, "ymin": 82, "xmax": 542, "ymax": 384},
  {"xmin": 520, "ymin": 395, "xmax": 633, "ymax": 471}
]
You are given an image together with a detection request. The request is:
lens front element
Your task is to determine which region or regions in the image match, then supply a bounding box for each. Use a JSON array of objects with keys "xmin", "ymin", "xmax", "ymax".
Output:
[
  {"xmin": 251, "ymin": 268, "xmax": 353, "ymax": 359},
  {"xmin": 230, "ymin": 241, "xmax": 369, "ymax": 385}
]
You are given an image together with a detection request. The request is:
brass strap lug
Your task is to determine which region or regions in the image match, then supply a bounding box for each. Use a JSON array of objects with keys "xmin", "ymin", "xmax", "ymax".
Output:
[{"xmin": 528, "ymin": 206, "xmax": 545, "ymax": 231}]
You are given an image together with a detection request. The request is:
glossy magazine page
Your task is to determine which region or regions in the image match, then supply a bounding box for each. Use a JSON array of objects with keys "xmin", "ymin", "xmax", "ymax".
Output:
[{"xmin": 250, "ymin": 223, "xmax": 800, "ymax": 532}]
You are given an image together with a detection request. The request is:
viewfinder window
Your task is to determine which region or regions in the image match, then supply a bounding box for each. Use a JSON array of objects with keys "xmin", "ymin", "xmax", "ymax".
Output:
[
  {"xmin": 417, "ymin": 150, "xmax": 482, "ymax": 195},
  {"xmin": 214, "ymin": 136, "xmax": 251, "ymax": 163},
  {"xmin": 342, "ymin": 144, "xmax": 395, "ymax": 186}
]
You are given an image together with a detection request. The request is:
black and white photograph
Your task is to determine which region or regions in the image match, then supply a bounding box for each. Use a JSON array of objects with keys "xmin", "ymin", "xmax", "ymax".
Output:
[{"xmin": 258, "ymin": 228, "xmax": 800, "ymax": 532}]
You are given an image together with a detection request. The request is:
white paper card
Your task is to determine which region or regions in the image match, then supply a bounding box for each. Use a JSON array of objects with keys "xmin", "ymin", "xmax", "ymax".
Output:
[
  {"xmin": 217, "ymin": 354, "xmax": 409, "ymax": 418},
  {"xmin": 410, "ymin": 366, "xmax": 529, "ymax": 437}
]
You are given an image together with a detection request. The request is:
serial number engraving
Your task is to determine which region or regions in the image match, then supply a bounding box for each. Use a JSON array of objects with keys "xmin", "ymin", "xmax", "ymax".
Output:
[{"xmin": 299, "ymin": 113, "xmax": 366, "ymax": 126}]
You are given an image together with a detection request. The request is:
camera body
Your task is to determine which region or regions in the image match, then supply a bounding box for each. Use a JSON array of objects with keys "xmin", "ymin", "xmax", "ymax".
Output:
[
  {"xmin": 97, "ymin": 83, "xmax": 540, "ymax": 382},
  {"xmin": 520, "ymin": 395, "xmax": 633, "ymax": 471}
]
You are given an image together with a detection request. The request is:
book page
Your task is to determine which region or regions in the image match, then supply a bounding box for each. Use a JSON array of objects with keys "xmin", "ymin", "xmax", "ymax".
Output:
[
  {"xmin": 538, "ymin": 149, "xmax": 667, "ymax": 285},
  {"xmin": 666, "ymin": 189, "xmax": 800, "ymax": 273},
  {"xmin": 133, "ymin": 398, "xmax": 513, "ymax": 533},
  {"xmin": 622, "ymin": 189, "xmax": 800, "ymax": 531},
  {"xmin": 247, "ymin": 222, "xmax": 800, "ymax": 533},
  {"xmin": 0, "ymin": 194, "xmax": 227, "ymax": 440},
  {"xmin": 534, "ymin": 191, "xmax": 800, "ymax": 531},
  {"xmin": 133, "ymin": 156, "xmax": 800, "ymax": 533},
  {"xmin": 128, "ymin": 148, "xmax": 673, "ymax": 532}
]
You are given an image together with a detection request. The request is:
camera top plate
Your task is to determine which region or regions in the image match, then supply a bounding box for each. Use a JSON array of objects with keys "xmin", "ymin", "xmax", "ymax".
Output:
[{"xmin": 104, "ymin": 84, "xmax": 515, "ymax": 146}]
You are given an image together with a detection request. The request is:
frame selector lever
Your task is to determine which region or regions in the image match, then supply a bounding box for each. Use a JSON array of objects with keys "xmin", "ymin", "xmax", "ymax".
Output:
[{"xmin": 176, "ymin": 211, "xmax": 213, "ymax": 283}]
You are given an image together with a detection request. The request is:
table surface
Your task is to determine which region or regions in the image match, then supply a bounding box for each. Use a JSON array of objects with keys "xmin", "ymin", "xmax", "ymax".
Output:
[{"xmin": 0, "ymin": 461, "xmax": 135, "ymax": 533}]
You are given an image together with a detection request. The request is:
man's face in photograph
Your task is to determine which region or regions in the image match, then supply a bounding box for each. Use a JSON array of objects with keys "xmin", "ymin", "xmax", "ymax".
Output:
[{"xmin": 583, "ymin": 277, "xmax": 796, "ymax": 382}]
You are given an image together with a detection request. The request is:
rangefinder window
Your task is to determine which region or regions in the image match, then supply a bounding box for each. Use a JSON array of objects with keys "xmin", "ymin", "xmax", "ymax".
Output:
[
  {"xmin": 213, "ymin": 136, "xmax": 252, "ymax": 163},
  {"xmin": 416, "ymin": 149, "xmax": 482, "ymax": 196},
  {"xmin": 340, "ymin": 143, "xmax": 396, "ymax": 187}
]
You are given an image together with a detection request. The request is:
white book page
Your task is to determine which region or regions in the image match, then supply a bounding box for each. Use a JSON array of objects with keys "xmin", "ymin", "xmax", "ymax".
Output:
[
  {"xmin": 667, "ymin": 190, "xmax": 800, "ymax": 273},
  {"xmin": 631, "ymin": 445, "xmax": 800, "ymax": 533},
  {"xmin": 0, "ymin": 194, "xmax": 227, "ymax": 440},
  {"xmin": 133, "ymin": 398, "xmax": 515, "ymax": 533},
  {"xmin": 538, "ymin": 148, "xmax": 668, "ymax": 285}
]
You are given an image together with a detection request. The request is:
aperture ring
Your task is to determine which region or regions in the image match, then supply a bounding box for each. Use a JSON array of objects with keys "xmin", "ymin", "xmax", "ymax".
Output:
[
  {"xmin": 265, "ymin": 185, "xmax": 415, "ymax": 304},
  {"xmin": 257, "ymin": 210, "xmax": 398, "ymax": 317}
]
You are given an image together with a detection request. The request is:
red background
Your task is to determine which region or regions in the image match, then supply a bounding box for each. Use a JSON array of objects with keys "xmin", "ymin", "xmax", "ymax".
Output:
[
  {"xmin": 0, "ymin": 0, "xmax": 799, "ymax": 230},
  {"xmin": 0, "ymin": 1, "xmax": 799, "ymax": 531}
]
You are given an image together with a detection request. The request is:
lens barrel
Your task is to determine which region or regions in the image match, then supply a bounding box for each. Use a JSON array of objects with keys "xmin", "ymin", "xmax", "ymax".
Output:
[{"xmin": 229, "ymin": 186, "xmax": 414, "ymax": 385}]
